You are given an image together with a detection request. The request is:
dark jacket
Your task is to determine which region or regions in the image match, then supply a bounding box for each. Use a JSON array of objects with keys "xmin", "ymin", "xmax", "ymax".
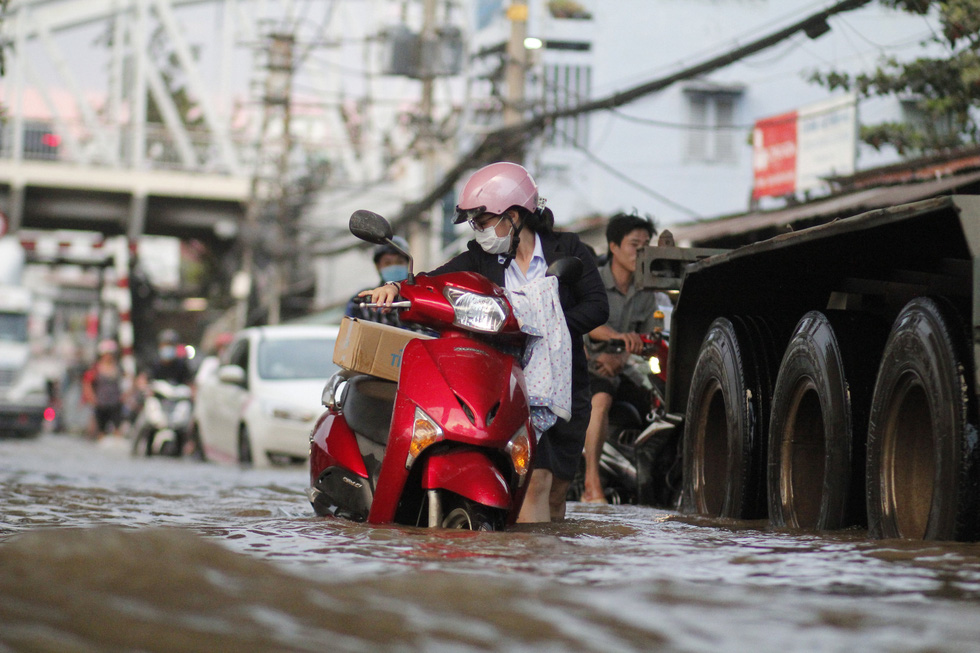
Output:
[
  {"xmin": 150, "ymin": 358, "xmax": 193, "ymax": 386},
  {"xmin": 429, "ymin": 231, "xmax": 609, "ymax": 413}
]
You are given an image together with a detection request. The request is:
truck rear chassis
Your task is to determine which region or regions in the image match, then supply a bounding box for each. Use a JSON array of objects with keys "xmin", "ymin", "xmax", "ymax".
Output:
[{"xmin": 639, "ymin": 195, "xmax": 980, "ymax": 541}]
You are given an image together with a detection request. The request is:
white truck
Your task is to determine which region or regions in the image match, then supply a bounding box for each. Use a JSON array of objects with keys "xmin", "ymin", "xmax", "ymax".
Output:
[{"xmin": 0, "ymin": 238, "xmax": 51, "ymax": 438}]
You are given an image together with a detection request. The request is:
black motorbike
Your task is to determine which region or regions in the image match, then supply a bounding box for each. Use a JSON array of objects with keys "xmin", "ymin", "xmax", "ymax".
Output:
[
  {"xmin": 567, "ymin": 333, "xmax": 682, "ymax": 507},
  {"xmin": 130, "ymin": 380, "xmax": 194, "ymax": 457}
]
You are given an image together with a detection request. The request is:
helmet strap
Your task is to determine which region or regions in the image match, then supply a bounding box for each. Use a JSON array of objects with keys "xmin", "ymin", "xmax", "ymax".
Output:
[{"xmin": 501, "ymin": 214, "xmax": 525, "ymax": 271}]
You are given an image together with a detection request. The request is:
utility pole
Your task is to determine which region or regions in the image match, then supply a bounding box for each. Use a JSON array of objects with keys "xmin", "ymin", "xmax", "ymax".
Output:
[
  {"xmin": 504, "ymin": 0, "xmax": 529, "ymax": 133},
  {"xmin": 266, "ymin": 32, "xmax": 294, "ymax": 326},
  {"xmin": 410, "ymin": 0, "xmax": 438, "ymax": 271},
  {"xmin": 372, "ymin": 0, "xmax": 463, "ymax": 268},
  {"xmin": 237, "ymin": 30, "xmax": 295, "ymax": 328}
]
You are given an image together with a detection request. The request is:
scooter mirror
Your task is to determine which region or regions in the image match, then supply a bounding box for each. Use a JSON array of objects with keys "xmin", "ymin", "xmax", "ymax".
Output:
[
  {"xmin": 349, "ymin": 210, "xmax": 393, "ymax": 245},
  {"xmin": 546, "ymin": 256, "xmax": 583, "ymax": 283}
]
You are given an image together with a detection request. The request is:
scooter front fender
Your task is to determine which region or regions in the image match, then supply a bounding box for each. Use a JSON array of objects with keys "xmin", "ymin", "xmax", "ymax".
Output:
[{"xmin": 422, "ymin": 450, "xmax": 511, "ymax": 510}]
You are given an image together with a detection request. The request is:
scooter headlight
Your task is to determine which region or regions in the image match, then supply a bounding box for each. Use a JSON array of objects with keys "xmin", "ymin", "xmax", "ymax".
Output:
[
  {"xmin": 406, "ymin": 406, "xmax": 444, "ymax": 468},
  {"xmin": 506, "ymin": 424, "xmax": 532, "ymax": 484},
  {"xmin": 649, "ymin": 356, "xmax": 661, "ymax": 376},
  {"xmin": 444, "ymin": 288, "xmax": 508, "ymax": 333}
]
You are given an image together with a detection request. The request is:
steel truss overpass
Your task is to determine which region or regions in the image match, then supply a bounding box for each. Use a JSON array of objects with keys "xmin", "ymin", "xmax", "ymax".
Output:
[{"xmin": 0, "ymin": 0, "xmax": 412, "ymax": 246}]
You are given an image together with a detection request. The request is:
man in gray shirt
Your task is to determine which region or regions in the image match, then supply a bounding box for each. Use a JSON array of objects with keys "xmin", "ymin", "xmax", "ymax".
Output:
[{"xmin": 582, "ymin": 213, "xmax": 668, "ymax": 503}]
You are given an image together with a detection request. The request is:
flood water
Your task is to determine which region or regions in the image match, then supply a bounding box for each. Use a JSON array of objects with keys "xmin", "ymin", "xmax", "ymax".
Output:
[{"xmin": 3, "ymin": 434, "xmax": 980, "ymax": 652}]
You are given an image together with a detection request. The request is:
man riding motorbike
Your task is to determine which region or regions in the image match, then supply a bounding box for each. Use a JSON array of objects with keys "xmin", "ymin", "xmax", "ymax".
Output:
[
  {"xmin": 346, "ymin": 236, "xmax": 412, "ymax": 328},
  {"xmin": 130, "ymin": 329, "xmax": 195, "ymax": 456},
  {"xmin": 582, "ymin": 212, "xmax": 671, "ymax": 504}
]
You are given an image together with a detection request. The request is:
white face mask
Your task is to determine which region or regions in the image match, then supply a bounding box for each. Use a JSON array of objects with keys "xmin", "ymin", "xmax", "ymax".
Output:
[{"xmin": 475, "ymin": 218, "xmax": 514, "ymax": 255}]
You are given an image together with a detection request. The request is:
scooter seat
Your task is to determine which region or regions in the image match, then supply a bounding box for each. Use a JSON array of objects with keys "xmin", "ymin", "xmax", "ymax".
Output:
[{"xmin": 343, "ymin": 374, "xmax": 397, "ymax": 445}]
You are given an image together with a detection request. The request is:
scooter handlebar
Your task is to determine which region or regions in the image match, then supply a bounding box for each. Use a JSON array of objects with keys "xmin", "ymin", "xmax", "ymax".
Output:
[
  {"xmin": 364, "ymin": 301, "xmax": 412, "ymax": 309},
  {"xmin": 597, "ymin": 334, "xmax": 662, "ymax": 356}
]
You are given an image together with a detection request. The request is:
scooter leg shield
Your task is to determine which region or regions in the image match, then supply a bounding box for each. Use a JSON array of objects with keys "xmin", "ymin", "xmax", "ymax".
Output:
[
  {"xmin": 422, "ymin": 450, "xmax": 512, "ymax": 509},
  {"xmin": 309, "ymin": 412, "xmax": 375, "ymax": 520},
  {"xmin": 309, "ymin": 412, "xmax": 369, "ymax": 483}
]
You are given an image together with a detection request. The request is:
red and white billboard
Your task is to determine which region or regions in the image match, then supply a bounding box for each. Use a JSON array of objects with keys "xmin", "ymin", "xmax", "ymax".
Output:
[{"xmin": 752, "ymin": 94, "xmax": 856, "ymax": 200}]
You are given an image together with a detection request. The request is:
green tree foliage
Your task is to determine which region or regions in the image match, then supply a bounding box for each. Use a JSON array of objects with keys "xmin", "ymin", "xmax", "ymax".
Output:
[{"xmin": 809, "ymin": 0, "xmax": 980, "ymax": 155}]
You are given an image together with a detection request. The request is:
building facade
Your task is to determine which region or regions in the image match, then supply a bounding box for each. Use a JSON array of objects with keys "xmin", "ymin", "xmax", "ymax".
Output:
[{"xmin": 465, "ymin": 0, "xmax": 938, "ymax": 228}]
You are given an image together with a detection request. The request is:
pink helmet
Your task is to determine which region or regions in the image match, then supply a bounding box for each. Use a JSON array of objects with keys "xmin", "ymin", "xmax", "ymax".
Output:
[{"xmin": 454, "ymin": 162, "xmax": 539, "ymax": 224}]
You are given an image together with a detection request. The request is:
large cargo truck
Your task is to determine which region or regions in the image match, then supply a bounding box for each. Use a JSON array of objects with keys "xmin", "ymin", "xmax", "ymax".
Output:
[{"xmin": 637, "ymin": 195, "xmax": 980, "ymax": 541}]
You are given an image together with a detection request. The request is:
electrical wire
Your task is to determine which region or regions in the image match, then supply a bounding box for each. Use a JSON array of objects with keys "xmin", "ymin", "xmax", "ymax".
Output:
[
  {"xmin": 607, "ymin": 108, "xmax": 755, "ymax": 131},
  {"xmin": 293, "ymin": 0, "xmax": 338, "ymax": 67},
  {"xmin": 740, "ymin": 33, "xmax": 810, "ymax": 68},
  {"xmin": 303, "ymin": 54, "xmax": 373, "ymax": 78},
  {"xmin": 594, "ymin": 0, "xmax": 843, "ymax": 93},
  {"xmin": 553, "ymin": 128, "xmax": 701, "ymax": 219},
  {"xmin": 287, "ymin": 0, "xmax": 316, "ymax": 38},
  {"xmin": 835, "ymin": 16, "xmax": 928, "ymax": 50},
  {"xmin": 539, "ymin": 71, "xmax": 759, "ymax": 131}
]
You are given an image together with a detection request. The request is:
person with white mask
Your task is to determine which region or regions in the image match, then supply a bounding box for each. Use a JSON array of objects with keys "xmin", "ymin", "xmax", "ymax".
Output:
[
  {"xmin": 360, "ymin": 161, "xmax": 608, "ymax": 523},
  {"xmin": 346, "ymin": 235, "xmax": 412, "ymax": 328}
]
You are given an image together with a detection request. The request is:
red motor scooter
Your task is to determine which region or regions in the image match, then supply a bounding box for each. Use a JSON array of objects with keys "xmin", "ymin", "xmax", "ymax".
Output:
[{"xmin": 308, "ymin": 210, "xmax": 579, "ymax": 530}]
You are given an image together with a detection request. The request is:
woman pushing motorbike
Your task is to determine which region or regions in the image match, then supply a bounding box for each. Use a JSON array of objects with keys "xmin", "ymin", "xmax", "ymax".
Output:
[{"xmin": 359, "ymin": 162, "xmax": 609, "ymax": 522}]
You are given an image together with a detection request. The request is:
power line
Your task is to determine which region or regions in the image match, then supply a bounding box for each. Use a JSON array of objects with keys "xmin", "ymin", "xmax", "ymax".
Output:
[
  {"xmin": 293, "ymin": 0, "xmax": 339, "ymax": 66},
  {"xmin": 563, "ymin": 132, "xmax": 701, "ymax": 219},
  {"xmin": 391, "ymin": 0, "xmax": 874, "ymax": 232},
  {"xmin": 608, "ymin": 108, "xmax": 754, "ymax": 131},
  {"xmin": 592, "ymin": 0, "xmax": 836, "ymax": 95}
]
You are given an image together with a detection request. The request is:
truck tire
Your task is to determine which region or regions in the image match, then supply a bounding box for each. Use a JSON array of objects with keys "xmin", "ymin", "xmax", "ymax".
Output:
[
  {"xmin": 682, "ymin": 317, "xmax": 770, "ymax": 519},
  {"xmin": 768, "ymin": 311, "xmax": 885, "ymax": 530},
  {"xmin": 739, "ymin": 314, "xmax": 780, "ymax": 511},
  {"xmin": 866, "ymin": 297, "xmax": 980, "ymax": 541}
]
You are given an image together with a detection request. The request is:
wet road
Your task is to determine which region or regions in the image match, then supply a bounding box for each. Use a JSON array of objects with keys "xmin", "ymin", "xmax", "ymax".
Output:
[{"xmin": 3, "ymin": 434, "xmax": 980, "ymax": 652}]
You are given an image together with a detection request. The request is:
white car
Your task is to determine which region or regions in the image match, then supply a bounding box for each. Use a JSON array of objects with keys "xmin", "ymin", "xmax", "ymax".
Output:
[{"xmin": 194, "ymin": 324, "xmax": 340, "ymax": 466}]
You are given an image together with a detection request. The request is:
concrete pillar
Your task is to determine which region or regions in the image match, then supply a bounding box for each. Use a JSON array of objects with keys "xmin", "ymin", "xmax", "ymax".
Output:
[
  {"xmin": 7, "ymin": 185, "xmax": 25, "ymax": 233},
  {"xmin": 127, "ymin": 192, "xmax": 147, "ymax": 241}
]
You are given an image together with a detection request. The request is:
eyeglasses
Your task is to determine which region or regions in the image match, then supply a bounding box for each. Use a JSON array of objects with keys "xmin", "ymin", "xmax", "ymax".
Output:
[
  {"xmin": 468, "ymin": 215, "xmax": 505, "ymax": 233},
  {"xmin": 455, "ymin": 205, "xmax": 502, "ymax": 231}
]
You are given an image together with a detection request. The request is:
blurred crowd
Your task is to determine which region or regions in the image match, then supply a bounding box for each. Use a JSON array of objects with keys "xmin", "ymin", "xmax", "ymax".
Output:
[{"xmin": 68, "ymin": 328, "xmax": 231, "ymax": 442}]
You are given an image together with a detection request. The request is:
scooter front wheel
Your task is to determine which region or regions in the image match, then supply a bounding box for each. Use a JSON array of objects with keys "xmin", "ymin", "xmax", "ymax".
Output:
[{"xmin": 440, "ymin": 495, "xmax": 504, "ymax": 531}]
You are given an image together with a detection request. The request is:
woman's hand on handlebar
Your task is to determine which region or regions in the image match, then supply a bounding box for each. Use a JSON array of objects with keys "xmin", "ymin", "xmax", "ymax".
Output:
[{"xmin": 357, "ymin": 283, "xmax": 399, "ymax": 312}]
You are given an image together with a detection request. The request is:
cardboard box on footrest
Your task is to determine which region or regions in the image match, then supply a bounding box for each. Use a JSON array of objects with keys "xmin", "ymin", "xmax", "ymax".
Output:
[{"xmin": 333, "ymin": 317, "xmax": 433, "ymax": 382}]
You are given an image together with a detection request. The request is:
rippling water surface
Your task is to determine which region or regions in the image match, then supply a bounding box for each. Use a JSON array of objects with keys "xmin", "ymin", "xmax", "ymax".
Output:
[{"xmin": 3, "ymin": 434, "xmax": 980, "ymax": 652}]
